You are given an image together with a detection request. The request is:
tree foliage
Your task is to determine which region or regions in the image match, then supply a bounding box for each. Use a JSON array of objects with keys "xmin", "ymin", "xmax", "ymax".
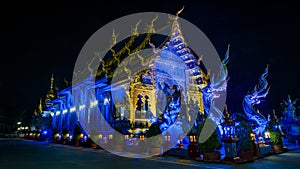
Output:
[
  {"xmin": 197, "ymin": 118, "xmax": 222, "ymax": 153},
  {"xmin": 236, "ymin": 121, "xmax": 253, "ymax": 152}
]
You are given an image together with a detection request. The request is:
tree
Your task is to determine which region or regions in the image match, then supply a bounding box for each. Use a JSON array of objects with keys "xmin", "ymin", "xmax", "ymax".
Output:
[
  {"xmin": 236, "ymin": 121, "xmax": 253, "ymax": 152},
  {"xmin": 73, "ymin": 125, "xmax": 82, "ymax": 143},
  {"xmin": 146, "ymin": 123, "xmax": 162, "ymax": 148},
  {"xmin": 197, "ymin": 118, "xmax": 222, "ymax": 153},
  {"xmin": 113, "ymin": 126, "xmax": 124, "ymax": 145},
  {"xmin": 266, "ymin": 120, "xmax": 283, "ymax": 145}
]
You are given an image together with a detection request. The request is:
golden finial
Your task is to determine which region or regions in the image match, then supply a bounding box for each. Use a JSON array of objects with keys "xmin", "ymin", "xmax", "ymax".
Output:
[
  {"xmin": 273, "ymin": 109, "xmax": 279, "ymax": 123},
  {"xmin": 224, "ymin": 104, "xmax": 230, "ymax": 118},
  {"xmin": 39, "ymin": 98, "xmax": 43, "ymax": 112},
  {"xmin": 64, "ymin": 78, "xmax": 69, "ymax": 86},
  {"xmin": 176, "ymin": 6, "xmax": 185, "ymax": 17},
  {"xmin": 110, "ymin": 28, "xmax": 118, "ymax": 48},
  {"xmin": 132, "ymin": 20, "xmax": 141, "ymax": 35},
  {"xmin": 50, "ymin": 73, "xmax": 54, "ymax": 92}
]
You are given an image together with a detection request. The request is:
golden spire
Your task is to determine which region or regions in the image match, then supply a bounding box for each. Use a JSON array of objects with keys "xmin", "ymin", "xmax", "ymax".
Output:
[
  {"xmin": 224, "ymin": 104, "xmax": 230, "ymax": 120},
  {"xmin": 38, "ymin": 98, "xmax": 43, "ymax": 112},
  {"xmin": 33, "ymin": 109, "xmax": 38, "ymax": 116},
  {"xmin": 46, "ymin": 73, "xmax": 56, "ymax": 101},
  {"xmin": 273, "ymin": 109, "xmax": 279, "ymax": 123},
  {"xmin": 50, "ymin": 73, "xmax": 54, "ymax": 92}
]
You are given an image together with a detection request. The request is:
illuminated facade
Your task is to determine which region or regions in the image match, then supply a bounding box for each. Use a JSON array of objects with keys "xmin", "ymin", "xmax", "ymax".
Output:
[{"xmin": 33, "ymin": 11, "xmax": 229, "ymax": 146}]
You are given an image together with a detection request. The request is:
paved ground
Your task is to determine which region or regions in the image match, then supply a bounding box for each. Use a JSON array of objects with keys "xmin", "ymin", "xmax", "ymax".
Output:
[{"xmin": 0, "ymin": 138, "xmax": 300, "ymax": 169}]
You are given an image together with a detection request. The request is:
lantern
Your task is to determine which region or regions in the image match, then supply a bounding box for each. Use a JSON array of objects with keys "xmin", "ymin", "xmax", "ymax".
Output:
[
  {"xmin": 189, "ymin": 133, "xmax": 196, "ymax": 143},
  {"xmin": 139, "ymin": 132, "xmax": 145, "ymax": 140},
  {"xmin": 264, "ymin": 131, "xmax": 270, "ymax": 139},
  {"xmin": 221, "ymin": 105, "xmax": 238, "ymax": 161},
  {"xmin": 221, "ymin": 105, "xmax": 236, "ymax": 138},
  {"xmin": 124, "ymin": 132, "xmax": 129, "ymax": 140},
  {"xmin": 250, "ymin": 132, "xmax": 256, "ymax": 141},
  {"xmin": 164, "ymin": 131, "xmax": 171, "ymax": 142},
  {"xmin": 108, "ymin": 134, "xmax": 113, "ymax": 140}
]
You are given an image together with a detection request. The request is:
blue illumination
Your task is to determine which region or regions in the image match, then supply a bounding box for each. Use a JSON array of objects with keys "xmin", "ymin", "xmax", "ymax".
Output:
[
  {"xmin": 242, "ymin": 65, "xmax": 269, "ymax": 135},
  {"xmin": 83, "ymin": 135, "xmax": 88, "ymax": 140}
]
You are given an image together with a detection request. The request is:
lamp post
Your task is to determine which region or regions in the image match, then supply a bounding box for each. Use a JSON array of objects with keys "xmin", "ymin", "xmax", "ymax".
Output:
[
  {"xmin": 187, "ymin": 131, "xmax": 200, "ymax": 158},
  {"xmin": 221, "ymin": 105, "xmax": 238, "ymax": 161},
  {"xmin": 189, "ymin": 134, "xmax": 196, "ymax": 143},
  {"xmin": 162, "ymin": 131, "xmax": 171, "ymax": 155}
]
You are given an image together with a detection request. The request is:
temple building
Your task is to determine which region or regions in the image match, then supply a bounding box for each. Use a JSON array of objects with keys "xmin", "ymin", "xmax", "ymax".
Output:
[{"xmin": 32, "ymin": 13, "xmax": 210, "ymax": 145}]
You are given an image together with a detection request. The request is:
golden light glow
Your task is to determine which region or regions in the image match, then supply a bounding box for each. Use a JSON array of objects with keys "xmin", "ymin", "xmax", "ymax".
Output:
[
  {"xmin": 189, "ymin": 135, "xmax": 196, "ymax": 143},
  {"xmin": 250, "ymin": 133, "xmax": 256, "ymax": 140},
  {"xmin": 62, "ymin": 109, "xmax": 68, "ymax": 114},
  {"xmin": 265, "ymin": 131, "xmax": 270, "ymax": 139},
  {"xmin": 70, "ymin": 107, "xmax": 76, "ymax": 112},
  {"xmin": 90, "ymin": 100, "xmax": 98, "ymax": 108},
  {"xmin": 79, "ymin": 105, "xmax": 86, "ymax": 111},
  {"xmin": 165, "ymin": 135, "xmax": 171, "ymax": 142},
  {"xmin": 56, "ymin": 110, "xmax": 61, "ymax": 115}
]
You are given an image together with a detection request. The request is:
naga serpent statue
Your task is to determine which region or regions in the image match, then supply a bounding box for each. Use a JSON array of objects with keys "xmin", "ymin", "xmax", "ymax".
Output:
[
  {"xmin": 201, "ymin": 45, "xmax": 230, "ymax": 134},
  {"xmin": 242, "ymin": 65, "xmax": 270, "ymax": 135}
]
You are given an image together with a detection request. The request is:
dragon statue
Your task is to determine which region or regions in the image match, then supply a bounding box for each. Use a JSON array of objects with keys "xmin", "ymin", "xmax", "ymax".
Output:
[
  {"xmin": 279, "ymin": 95, "xmax": 300, "ymax": 143},
  {"xmin": 201, "ymin": 45, "xmax": 230, "ymax": 134},
  {"xmin": 242, "ymin": 65, "xmax": 270, "ymax": 135}
]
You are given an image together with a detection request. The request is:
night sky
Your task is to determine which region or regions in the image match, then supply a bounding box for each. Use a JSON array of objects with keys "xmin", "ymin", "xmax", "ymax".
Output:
[{"xmin": 0, "ymin": 0, "xmax": 299, "ymax": 123}]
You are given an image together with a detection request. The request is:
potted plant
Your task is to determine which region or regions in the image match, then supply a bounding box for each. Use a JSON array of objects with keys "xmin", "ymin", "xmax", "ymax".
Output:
[
  {"xmin": 62, "ymin": 128, "xmax": 68, "ymax": 145},
  {"xmin": 236, "ymin": 121, "xmax": 254, "ymax": 161},
  {"xmin": 145, "ymin": 123, "xmax": 162, "ymax": 154},
  {"xmin": 113, "ymin": 133, "xmax": 125, "ymax": 151},
  {"xmin": 87, "ymin": 137, "xmax": 98, "ymax": 149},
  {"xmin": 52, "ymin": 128, "xmax": 59, "ymax": 143},
  {"xmin": 266, "ymin": 120, "xmax": 283, "ymax": 153},
  {"xmin": 89, "ymin": 128, "xmax": 99, "ymax": 149},
  {"xmin": 73, "ymin": 126, "xmax": 82, "ymax": 146},
  {"xmin": 197, "ymin": 119, "xmax": 222, "ymax": 161},
  {"xmin": 113, "ymin": 126, "xmax": 125, "ymax": 151},
  {"xmin": 270, "ymin": 130, "xmax": 283, "ymax": 153}
]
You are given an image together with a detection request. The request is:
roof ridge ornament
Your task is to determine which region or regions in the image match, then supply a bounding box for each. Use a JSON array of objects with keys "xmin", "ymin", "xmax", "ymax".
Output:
[{"xmin": 176, "ymin": 6, "xmax": 185, "ymax": 19}]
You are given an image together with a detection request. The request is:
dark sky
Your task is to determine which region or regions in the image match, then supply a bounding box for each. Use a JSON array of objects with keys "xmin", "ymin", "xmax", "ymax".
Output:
[{"xmin": 0, "ymin": 0, "xmax": 299, "ymax": 122}]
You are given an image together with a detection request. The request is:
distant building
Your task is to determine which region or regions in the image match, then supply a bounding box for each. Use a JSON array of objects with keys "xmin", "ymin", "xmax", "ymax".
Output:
[{"xmin": 0, "ymin": 115, "xmax": 15, "ymax": 137}]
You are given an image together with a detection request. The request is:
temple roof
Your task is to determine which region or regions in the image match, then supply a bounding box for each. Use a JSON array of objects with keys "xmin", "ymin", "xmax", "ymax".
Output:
[{"xmin": 157, "ymin": 13, "xmax": 204, "ymax": 86}]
